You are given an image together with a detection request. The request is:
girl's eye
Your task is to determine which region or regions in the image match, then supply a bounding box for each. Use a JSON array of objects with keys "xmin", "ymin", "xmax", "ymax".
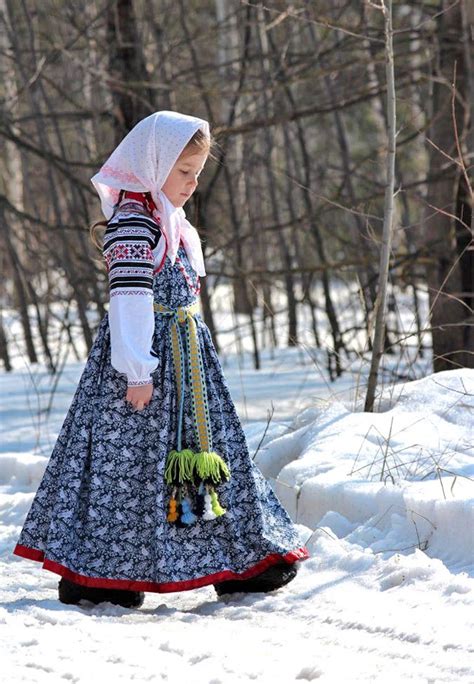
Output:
[{"xmin": 180, "ymin": 169, "xmax": 200, "ymax": 178}]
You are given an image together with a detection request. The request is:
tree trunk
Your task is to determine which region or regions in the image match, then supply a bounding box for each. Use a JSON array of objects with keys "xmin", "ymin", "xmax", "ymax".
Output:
[
  {"xmin": 423, "ymin": 0, "xmax": 473, "ymax": 371},
  {"xmin": 215, "ymin": 0, "xmax": 254, "ymax": 315},
  {"xmin": 0, "ymin": 310, "xmax": 12, "ymax": 372},
  {"xmin": 255, "ymin": 6, "xmax": 298, "ymax": 347},
  {"xmin": 365, "ymin": 0, "xmax": 397, "ymax": 412},
  {"xmin": 3, "ymin": 216, "xmax": 38, "ymax": 363},
  {"xmin": 107, "ymin": 0, "xmax": 154, "ymax": 140}
]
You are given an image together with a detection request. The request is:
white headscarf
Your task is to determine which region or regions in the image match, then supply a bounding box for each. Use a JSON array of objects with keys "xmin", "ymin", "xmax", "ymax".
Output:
[{"xmin": 91, "ymin": 110, "xmax": 210, "ymax": 276}]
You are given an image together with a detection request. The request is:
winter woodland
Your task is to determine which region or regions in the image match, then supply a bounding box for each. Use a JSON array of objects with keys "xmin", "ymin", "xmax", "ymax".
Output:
[{"xmin": 1, "ymin": 1, "xmax": 473, "ymax": 682}]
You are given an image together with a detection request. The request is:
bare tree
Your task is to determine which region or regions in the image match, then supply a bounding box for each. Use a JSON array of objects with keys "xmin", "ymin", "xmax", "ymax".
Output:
[
  {"xmin": 422, "ymin": 0, "xmax": 473, "ymax": 371},
  {"xmin": 0, "ymin": 0, "xmax": 471, "ymax": 386},
  {"xmin": 365, "ymin": 0, "xmax": 397, "ymax": 412}
]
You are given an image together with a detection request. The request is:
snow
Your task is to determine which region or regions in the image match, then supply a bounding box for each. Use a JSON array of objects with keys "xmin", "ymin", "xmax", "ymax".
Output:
[
  {"xmin": 255, "ymin": 371, "xmax": 473, "ymax": 577},
  {"xmin": 1, "ymin": 346, "xmax": 473, "ymax": 682}
]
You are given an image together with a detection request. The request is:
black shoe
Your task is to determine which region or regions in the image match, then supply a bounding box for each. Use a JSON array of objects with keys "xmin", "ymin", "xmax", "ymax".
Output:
[
  {"xmin": 214, "ymin": 562, "xmax": 298, "ymax": 596},
  {"xmin": 58, "ymin": 577, "xmax": 145, "ymax": 608}
]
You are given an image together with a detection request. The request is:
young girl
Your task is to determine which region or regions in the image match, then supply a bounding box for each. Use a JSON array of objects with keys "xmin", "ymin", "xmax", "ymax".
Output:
[{"xmin": 13, "ymin": 110, "xmax": 310, "ymax": 608}]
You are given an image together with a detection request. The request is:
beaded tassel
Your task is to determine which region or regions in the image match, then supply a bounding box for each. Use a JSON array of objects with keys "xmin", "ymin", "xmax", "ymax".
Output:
[
  {"xmin": 166, "ymin": 485, "xmax": 186, "ymax": 528},
  {"xmin": 210, "ymin": 487, "xmax": 226, "ymax": 516},
  {"xmin": 202, "ymin": 486, "xmax": 217, "ymax": 521},
  {"xmin": 175, "ymin": 500, "xmax": 186, "ymax": 528},
  {"xmin": 193, "ymin": 481, "xmax": 206, "ymax": 517},
  {"xmin": 181, "ymin": 496, "xmax": 198, "ymax": 525},
  {"xmin": 166, "ymin": 487, "xmax": 179, "ymax": 522}
]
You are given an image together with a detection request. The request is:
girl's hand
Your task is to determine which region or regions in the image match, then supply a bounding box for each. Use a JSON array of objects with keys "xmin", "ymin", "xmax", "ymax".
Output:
[{"xmin": 126, "ymin": 383, "xmax": 153, "ymax": 411}]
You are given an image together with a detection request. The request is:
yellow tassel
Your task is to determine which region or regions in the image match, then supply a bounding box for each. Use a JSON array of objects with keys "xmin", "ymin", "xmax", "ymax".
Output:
[
  {"xmin": 164, "ymin": 449, "xmax": 196, "ymax": 484},
  {"xmin": 194, "ymin": 451, "xmax": 230, "ymax": 484},
  {"xmin": 210, "ymin": 489, "xmax": 226, "ymax": 516}
]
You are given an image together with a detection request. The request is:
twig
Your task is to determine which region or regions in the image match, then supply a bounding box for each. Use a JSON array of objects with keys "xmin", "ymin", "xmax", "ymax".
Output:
[{"xmin": 251, "ymin": 402, "xmax": 275, "ymax": 461}]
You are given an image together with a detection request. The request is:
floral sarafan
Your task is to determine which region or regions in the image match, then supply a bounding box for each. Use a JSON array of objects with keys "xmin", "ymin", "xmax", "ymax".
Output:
[{"xmin": 13, "ymin": 205, "xmax": 309, "ymax": 592}]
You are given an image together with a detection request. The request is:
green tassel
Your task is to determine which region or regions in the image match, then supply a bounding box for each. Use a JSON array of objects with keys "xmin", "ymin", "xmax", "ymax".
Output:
[
  {"xmin": 194, "ymin": 451, "xmax": 230, "ymax": 484},
  {"xmin": 210, "ymin": 489, "xmax": 226, "ymax": 516},
  {"xmin": 164, "ymin": 449, "xmax": 196, "ymax": 484}
]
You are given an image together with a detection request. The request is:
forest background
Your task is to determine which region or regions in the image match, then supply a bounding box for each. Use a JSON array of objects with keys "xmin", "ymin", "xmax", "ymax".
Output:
[{"xmin": 0, "ymin": 0, "xmax": 472, "ymax": 389}]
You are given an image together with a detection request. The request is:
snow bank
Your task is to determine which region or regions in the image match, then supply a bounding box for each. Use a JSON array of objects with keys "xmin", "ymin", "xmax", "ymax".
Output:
[
  {"xmin": 257, "ymin": 369, "xmax": 474, "ymax": 575},
  {"xmin": 0, "ymin": 453, "xmax": 48, "ymax": 490}
]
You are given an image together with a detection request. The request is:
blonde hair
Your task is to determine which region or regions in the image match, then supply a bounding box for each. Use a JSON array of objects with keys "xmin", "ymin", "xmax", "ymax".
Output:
[
  {"xmin": 89, "ymin": 127, "xmax": 217, "ymax": 252},
  {"xmin": 182, "ymin": 127, "xmax": 215, "ymax": 159}
]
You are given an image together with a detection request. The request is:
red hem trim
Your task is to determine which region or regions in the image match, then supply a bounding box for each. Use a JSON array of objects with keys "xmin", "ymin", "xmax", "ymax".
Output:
[{"xmin": 13, "ymin": 543, "xmax": 310, "ymax": 594}]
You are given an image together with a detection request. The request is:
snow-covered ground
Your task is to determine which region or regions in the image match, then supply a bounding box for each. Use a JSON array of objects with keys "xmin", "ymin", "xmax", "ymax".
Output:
[
  {"xmin": 1, "ymin": 335, "xmax": 473, "ymax": 681},
  {"xmin": 0, "ymin": 278, "xmax": 474, "ymax": 684}
]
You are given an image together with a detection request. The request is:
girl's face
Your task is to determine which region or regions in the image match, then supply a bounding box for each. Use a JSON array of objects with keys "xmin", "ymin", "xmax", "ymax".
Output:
[{"xmin": 161, "ymin": 148, "xmax": 208, "ymax": 208}]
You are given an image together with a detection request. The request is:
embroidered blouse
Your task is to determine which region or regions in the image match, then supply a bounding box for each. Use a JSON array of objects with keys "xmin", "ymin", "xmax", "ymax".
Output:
[{"xmin": 102, "ymin": 200, "xmax": 166, "ymax": 387}]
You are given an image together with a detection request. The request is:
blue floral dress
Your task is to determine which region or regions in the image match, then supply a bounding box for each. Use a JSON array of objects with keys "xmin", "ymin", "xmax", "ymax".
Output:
[{"xmin": 13, "ymin": 236, "xmax": 310, "ymax": 593}]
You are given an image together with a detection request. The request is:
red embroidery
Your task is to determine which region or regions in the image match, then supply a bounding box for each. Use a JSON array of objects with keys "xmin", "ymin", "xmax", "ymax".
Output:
[{"xmin": 105, "ymin": 243, "xmax": 153, "ymax": 270}]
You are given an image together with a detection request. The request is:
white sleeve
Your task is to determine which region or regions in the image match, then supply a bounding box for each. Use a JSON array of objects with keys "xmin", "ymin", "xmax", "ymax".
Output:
[{"xmin": 103, "ymin": 214, "xmax": 160, "ymax": 387}]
